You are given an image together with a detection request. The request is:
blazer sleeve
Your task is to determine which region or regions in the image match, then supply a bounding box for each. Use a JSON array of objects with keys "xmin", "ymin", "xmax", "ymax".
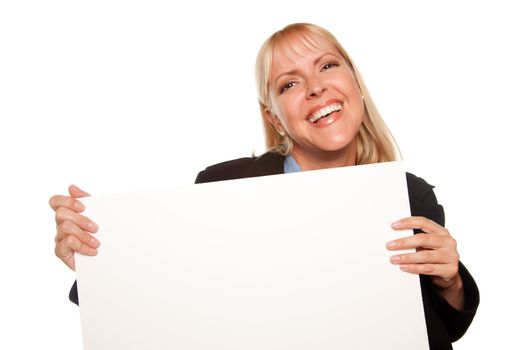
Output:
[
  {"xmin": 69, "ymin": 280, "xmax": 79, "ymax": 305},
  {"xmin": 407, "ymin": 173, "xmax": 479, "ymax": 345}
]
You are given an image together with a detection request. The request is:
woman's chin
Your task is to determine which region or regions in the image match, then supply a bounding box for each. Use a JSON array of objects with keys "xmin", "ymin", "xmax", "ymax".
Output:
[{"xmin": 315, "ymin": 138, "xmax": 356, "ymax": 154}]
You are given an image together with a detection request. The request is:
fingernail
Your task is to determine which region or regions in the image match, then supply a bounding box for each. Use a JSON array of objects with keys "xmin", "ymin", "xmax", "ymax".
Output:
[
  {"xmin": 391, "ymin": 220, "xmax": 401, "ymax": 228},
  {"xmin": 74, "ymin": 201, "xmax": 84, "ymax": 211},
  {"xmin": 400, "ymin": 265, "xmax": 409, "ymax": 271},
  {"xmin": 386, "ymin": 241, "xmax": 397, "ymax": 249},
  {"xmin": 87, "ymin": 222, "xmax": 95, "ymax": 229},
  {"xmin": 90, "ymin": 237, "xmax": 100, "ymax": 247},
  {"xmin": 390, "ymin": 255, "xmax": 401, "ymax": 263}
]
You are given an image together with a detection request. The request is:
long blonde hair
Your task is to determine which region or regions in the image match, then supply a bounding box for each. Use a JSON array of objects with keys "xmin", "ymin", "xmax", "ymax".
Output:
[{"xmin": 255, "ymin": 23, "xmax": 400, "ymax": 164}]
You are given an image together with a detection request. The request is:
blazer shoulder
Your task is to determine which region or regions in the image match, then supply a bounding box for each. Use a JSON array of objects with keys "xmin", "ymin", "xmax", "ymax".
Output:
[
  {"xmin": 194, "ymin": 152, "xmax": 285, "ymax": 184},
  {"xmin": 194, "ymin": 157, "xmax": 256, "ymax": 184},
  {"xmin": 406, "ymin": 172, "xmax": 437, "ymax": 205},
  {"xmin": 406, "ymin": 172, "xmax": 445, "ymax": 226}
]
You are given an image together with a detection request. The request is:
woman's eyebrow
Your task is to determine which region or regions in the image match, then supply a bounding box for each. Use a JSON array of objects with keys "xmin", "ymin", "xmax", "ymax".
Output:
[
  {"xmin": 314, "ymin": 52, "xmax": 339, "ymax": 63},
  {"xmin": 274, "ymin": 52, "xmax": 339, "ymax": 85}
]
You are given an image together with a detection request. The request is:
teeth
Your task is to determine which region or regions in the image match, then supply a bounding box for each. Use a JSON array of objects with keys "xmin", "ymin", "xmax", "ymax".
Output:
[{"xmin": 309, "ymin": 103, "xmax": 342, "ymax": 123}]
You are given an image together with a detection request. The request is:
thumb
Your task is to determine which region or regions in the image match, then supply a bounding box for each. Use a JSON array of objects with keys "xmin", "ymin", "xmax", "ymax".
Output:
[{"xmin": 68, "ymin": 184, "xmax": 91, "ymax": 198}]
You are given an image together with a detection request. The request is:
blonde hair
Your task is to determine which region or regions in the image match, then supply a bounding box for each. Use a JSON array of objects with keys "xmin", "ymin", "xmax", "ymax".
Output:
[{"xmin": 255, "ymin": 23, "xmax": 400, "ymax": 164}]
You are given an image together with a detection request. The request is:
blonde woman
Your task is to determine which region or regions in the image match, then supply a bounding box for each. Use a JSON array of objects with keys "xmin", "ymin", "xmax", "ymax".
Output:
[{"xmin": 50, "ymin": 23, "xmax": 479, "ymax": 349}]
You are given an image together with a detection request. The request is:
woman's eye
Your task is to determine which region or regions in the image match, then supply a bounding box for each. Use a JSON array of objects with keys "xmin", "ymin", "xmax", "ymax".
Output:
[
  {"xmin": 322, "ymin": 62, "xmax": 339, "ymax": 71},
  {"xmin": 280, "ymin": 81, "xmax": 296, "ymax": 93}
]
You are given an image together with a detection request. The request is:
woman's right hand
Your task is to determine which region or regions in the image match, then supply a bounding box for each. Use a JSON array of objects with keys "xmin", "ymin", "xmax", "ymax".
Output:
[{"xmin": 49, "ymin": 185, "xmax": 100, "ymax": 271}]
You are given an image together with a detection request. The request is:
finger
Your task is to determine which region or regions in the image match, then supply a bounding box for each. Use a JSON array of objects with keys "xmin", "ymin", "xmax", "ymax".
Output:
[
  {"xmin": 56, "ymin": 220, "xmax": 100, "ymax": 248},
  {"xmin": 63, "ymin": 235, "xmax": 99, "ymax": 256},
  {"xmin": 55, "ymin": 240, "xmax": 76, "ymax": 271},
  {"xmin": 55, "ymin": 236, "xmax": 98, "ymax": 271},
  {"xmin": 49, "ymin": 194, "xmax": 85, "ymax": 212},
  {"xmin": 386, "ymin": 233, "xmax": 444, "ymax": 250},
  {"xmin": 390, "ymin": 249, "xmax": 457, "ymax": 265},
  {"xmin": 68, "ymin": 184, "xmax": 91, "ymax": 198},
  {"xmin": 55, "ymin": 206, "xmax": 98, "ymax": 232},
  {"xmin": 398, "ymin": 263, "xmax": 458, "ymax": 280},
  {"xmin": 392, "ymin": 216, "xmax": 449, "ymax": 236}
]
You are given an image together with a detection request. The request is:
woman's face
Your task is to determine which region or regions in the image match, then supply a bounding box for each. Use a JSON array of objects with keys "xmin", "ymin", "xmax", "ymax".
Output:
[{"xmin": 267, "ymin": 34, "xmax": 364, "ymax": 167}]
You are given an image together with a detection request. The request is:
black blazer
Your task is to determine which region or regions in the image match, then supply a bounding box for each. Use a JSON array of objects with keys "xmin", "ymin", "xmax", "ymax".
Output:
[{"xmin": 69, "ymin": 152, "xmax": 479, "ymax": 350}]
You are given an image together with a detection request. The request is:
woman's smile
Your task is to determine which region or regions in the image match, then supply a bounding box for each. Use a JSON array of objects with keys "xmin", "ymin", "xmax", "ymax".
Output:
[{"xmin": 307, "ymin": 99, "xmax": 343, "ymax": 125}]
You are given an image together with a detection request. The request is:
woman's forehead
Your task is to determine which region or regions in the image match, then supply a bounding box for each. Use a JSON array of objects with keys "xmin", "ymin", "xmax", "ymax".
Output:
[{"xmin": 272, "ymin": 32, "xmax": 338, "ymax": 65}]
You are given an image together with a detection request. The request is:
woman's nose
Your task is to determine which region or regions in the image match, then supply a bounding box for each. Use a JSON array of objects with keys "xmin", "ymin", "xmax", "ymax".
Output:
[{"xmin": 306, "ymin": 76, "xmax": 327, "ymax": 98}]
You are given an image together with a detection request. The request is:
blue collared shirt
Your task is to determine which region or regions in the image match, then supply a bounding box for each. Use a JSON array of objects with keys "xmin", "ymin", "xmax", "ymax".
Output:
[{"xmin": 283, "ymin": 155, "xmax": 301, "ymax": 173}]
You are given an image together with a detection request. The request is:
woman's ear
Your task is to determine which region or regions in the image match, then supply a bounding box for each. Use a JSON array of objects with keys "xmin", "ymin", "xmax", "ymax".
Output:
[{"xmin": 264, "ymin": 109, "xmax": 286, "ymax": 136}]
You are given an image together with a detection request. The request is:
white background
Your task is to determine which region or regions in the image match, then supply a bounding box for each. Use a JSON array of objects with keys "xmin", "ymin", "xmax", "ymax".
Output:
[{"xmin": 0, "ymin": 0, "xmax": 505, "ymax": 348}]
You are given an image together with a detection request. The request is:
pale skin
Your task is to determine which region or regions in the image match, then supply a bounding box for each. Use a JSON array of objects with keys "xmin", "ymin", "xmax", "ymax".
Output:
[
  {"xmin": 388, "ymin": 217, "xmax": 464, "ymax": 310},
  {"xmin": 51, "ymin": 32, "xmax": 464, "ymax": 312},
  {"xmin": 50, "ymin": 185, "xmax": 99, "ymax": 271}
]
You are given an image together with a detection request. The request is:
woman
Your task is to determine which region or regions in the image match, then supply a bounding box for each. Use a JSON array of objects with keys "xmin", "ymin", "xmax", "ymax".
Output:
[{"xmin": 50, "ymin": 23, "xmax": 479, "ymax": 349}]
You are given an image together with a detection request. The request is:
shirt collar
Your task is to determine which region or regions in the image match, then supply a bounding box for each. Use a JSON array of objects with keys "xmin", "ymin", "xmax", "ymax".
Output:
[{"xmin": 284, "ymin": 155, "xmax": 301, "ymax": 173}]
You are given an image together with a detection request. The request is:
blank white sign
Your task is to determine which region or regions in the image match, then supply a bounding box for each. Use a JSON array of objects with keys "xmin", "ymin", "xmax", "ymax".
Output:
[{"xmin": 76, "ymin": 161, "xmax": 428, "ymax": 349}]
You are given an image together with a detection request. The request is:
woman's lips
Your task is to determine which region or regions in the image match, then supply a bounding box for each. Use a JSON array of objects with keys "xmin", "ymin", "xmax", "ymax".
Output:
[
  {"xmin": 310, "ymin": 108, "xmax": 343, "ymax": 127},
  {"xmin": 306, "ymin": 98, "xmax": 344, "ymax": 121},
  {"xmin": 309, "ymin": 103, "xmax": 342, "ymax": 123}
]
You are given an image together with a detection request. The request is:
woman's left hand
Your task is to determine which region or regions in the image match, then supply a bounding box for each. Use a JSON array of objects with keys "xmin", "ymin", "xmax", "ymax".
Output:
[{"xmin": 387, "ymin": 216, "xmax": 464, "ymax": 309}]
